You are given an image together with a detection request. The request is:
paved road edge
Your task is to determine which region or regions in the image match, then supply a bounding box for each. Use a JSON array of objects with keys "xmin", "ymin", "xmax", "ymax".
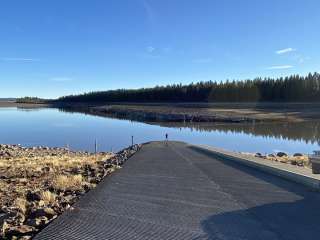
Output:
[{"xmin": 190, "ymin": 145, "xmax": 320, "ymax": 191}]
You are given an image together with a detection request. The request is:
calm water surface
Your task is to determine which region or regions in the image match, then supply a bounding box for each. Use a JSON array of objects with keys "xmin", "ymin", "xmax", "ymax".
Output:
[{"xmin": 0, "ymin": 107, "xmax": 319, "ymax": 154}]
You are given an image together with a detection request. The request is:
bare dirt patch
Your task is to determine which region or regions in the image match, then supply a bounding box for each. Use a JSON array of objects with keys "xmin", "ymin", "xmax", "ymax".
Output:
[{"xmin": 89, "ymin": 103, "xmax": 320, "ymax": 123}]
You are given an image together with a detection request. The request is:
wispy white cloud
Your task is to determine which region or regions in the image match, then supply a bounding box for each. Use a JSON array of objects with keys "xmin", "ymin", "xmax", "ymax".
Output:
[
  {"xmin": 193, "ymin": 58, "xmax": 212, "ymax": 63},
  {"xmin": 276, "ymin": 48, "xmax": 296, "ymax": 55},
  {"xmin": 0, "ymin": 57, "xmax": 40, "ymax": 62},
  {"xmin": 267, "ymin": 65, "xmax": 294, "ymax": 70},
  {"xmin": 141, "ymin": 46, "xmax": 172, "ymax": 59},
  {"xmin": 275, "ymin": 48, "xmax": 309, "ymax": 64},
  {"xmin": 146, "ymin": 46, "xmax": 155, "ymax": 53},
  {"xmin": 50, "ymin": 77, "xmax": 73, "ymax": 82},
  {"xmin": 292, "ymin": 53, "xmax": 310, "ymax": 64}
]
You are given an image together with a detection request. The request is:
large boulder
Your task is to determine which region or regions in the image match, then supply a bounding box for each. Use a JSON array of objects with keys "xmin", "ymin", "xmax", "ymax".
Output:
[
  {"xmin": 29, "ymin": 208, "xmax": 56, "ymax": 219},
  {"xmin": 26, "ymin": 191, "xmax": 41, "ymax": 202},
  {"xmin": 276, "ymin": 152, "xmax": 288, "ymax": 158},
  {"xmin": 293, "ymin": 153, "xmax": 303, "ymax": 157},
  {"xmin": 6, "ymin": 225, "xmax": 36, "ymax": 237},
  {"xmin": 26, "ymin": 216, "xmax": 49, "ymax": 228}
]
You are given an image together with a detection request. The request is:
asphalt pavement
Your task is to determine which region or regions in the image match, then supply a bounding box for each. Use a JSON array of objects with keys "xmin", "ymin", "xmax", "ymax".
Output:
[{"xmin": 35, "ymin": 141, "xmax": 320, "ymax": 240}]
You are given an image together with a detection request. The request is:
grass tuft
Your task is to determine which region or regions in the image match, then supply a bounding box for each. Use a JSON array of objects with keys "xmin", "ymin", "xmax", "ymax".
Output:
[
  {"xmin": 40, "ymin": 191, "xmax": 56, "ymax": 205},
  {"xmin": 52, "ymin": 174, "xmax": 85, "ymax": 191},
  {"xmin": 14, "ymin": 198, "xmax": 27, "ymax": 214}
]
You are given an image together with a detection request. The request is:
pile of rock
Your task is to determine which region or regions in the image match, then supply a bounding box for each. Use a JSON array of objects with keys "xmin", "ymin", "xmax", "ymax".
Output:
[
  {"xmin": 1, "ymin": 192, "xmax": 59, "ymax": 240},
  {"xmin": 0, "ymin": 144, "xmax": 93, "ymax": 160},
  {"xmin": 105, "ymin": 144, "xmax": 141, "ymax": 167},
  {"xmin": 1, "ymin": 187, "xmax": 89, "ymax": 239},
  {"xmin": 253, "ymin": 152, "xmax": 310, "ymax": 167},
  {"xmin": 0, "ymin": 144, "xmax": 141, "ymax": 240}
]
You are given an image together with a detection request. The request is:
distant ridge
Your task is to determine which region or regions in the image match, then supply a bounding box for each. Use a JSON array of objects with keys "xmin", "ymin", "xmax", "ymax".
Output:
[{"xmin": 0, "ymin": 98, "xmax": 16, "ymax": 102}]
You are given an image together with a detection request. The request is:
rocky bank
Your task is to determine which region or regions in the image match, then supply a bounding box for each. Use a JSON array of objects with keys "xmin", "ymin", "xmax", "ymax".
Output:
[{"xmin": 0, "ymin": 144, "xmax": 140, "ymax": 240}]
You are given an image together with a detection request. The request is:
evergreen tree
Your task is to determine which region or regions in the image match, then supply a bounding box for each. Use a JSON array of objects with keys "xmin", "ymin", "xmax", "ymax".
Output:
[{"xmin": 58, "ymin": 73, "xmax": 320, "ymax": 103}]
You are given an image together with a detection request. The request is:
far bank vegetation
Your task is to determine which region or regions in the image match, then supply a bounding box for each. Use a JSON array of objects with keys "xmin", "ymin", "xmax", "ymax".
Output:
[{"xmin": 58, "ymin": 72, "xmax": 320, "ymax": 103}]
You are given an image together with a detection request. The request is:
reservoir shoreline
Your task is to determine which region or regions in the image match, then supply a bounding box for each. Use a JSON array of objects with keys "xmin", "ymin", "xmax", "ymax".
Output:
[
  {"xmin": 3, "ymin": 101, "xmax": 320, "ymax": 123},
  {"xmin": 1, "ymin": 101, "xmax": 320, "ymax": 154}
]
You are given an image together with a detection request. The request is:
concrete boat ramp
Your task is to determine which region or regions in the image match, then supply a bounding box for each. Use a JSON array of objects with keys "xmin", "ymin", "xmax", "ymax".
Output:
[{"xmin": 35, "ymin": 141, "xmax": 320, "ymax": 240}]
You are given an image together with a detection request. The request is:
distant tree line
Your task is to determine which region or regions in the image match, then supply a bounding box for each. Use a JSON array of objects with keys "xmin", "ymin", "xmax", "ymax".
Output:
[
  {"xmin": 58, "ymin": 72, "xmax": 320, "ymax": 103},
  {"xmin": 16, "ymin": 97, "xmax": 48, "ymax": 104}
]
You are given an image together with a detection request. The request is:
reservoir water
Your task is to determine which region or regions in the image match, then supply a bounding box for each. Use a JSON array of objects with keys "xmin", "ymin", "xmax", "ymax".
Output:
[{"xmin": 0, "ymin": 107, "xmax": 319, "ymax": 154}]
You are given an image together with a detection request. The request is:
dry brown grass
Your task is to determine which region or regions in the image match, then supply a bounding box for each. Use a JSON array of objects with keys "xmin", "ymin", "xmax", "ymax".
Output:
[
  {"xmin": 40, "ymin": 191, "xmax": 56, "ymax": 205},
  {"xmin": 52, "ymin": 174, "xmax": 85, "ymax": 191},
  {"xmin": 14, "ymin": 198, "xmax": 27, "ymax": 214},
  {"xmin": 0, "ymin": 154, "xmax": 111, "ymax": 176},
  {"xmin": 0, "ymin": 148, "xmax": 114, "ymax": 208},
  {"xmin": 0, "ymin": 144, "xmax": 139, "ymax": 240}
]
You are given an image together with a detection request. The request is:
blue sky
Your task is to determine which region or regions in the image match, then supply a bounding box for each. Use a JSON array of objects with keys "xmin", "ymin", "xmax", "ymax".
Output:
[{"xmin": 1, "ymin": 0, "xmax": 319, "ymax": 98}]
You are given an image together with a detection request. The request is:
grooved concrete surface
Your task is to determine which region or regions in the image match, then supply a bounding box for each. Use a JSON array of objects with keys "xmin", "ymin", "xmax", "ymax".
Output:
[{"xmin": 35, "ymin": 142, "xmax": 320, "ymax": 240}]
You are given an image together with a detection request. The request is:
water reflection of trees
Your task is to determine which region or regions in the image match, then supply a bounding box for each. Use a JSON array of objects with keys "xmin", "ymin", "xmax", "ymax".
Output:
[
  {"xmin": 16, "ymin": 107, "xmax": 45, "ymax": 112},
  {"xmin": 154, "ymin": 122, "xmax": 320, "ymax": 145},
  {"xmin": 58, "ymin": 107, "xmax": 320, "ymax": 145}
]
